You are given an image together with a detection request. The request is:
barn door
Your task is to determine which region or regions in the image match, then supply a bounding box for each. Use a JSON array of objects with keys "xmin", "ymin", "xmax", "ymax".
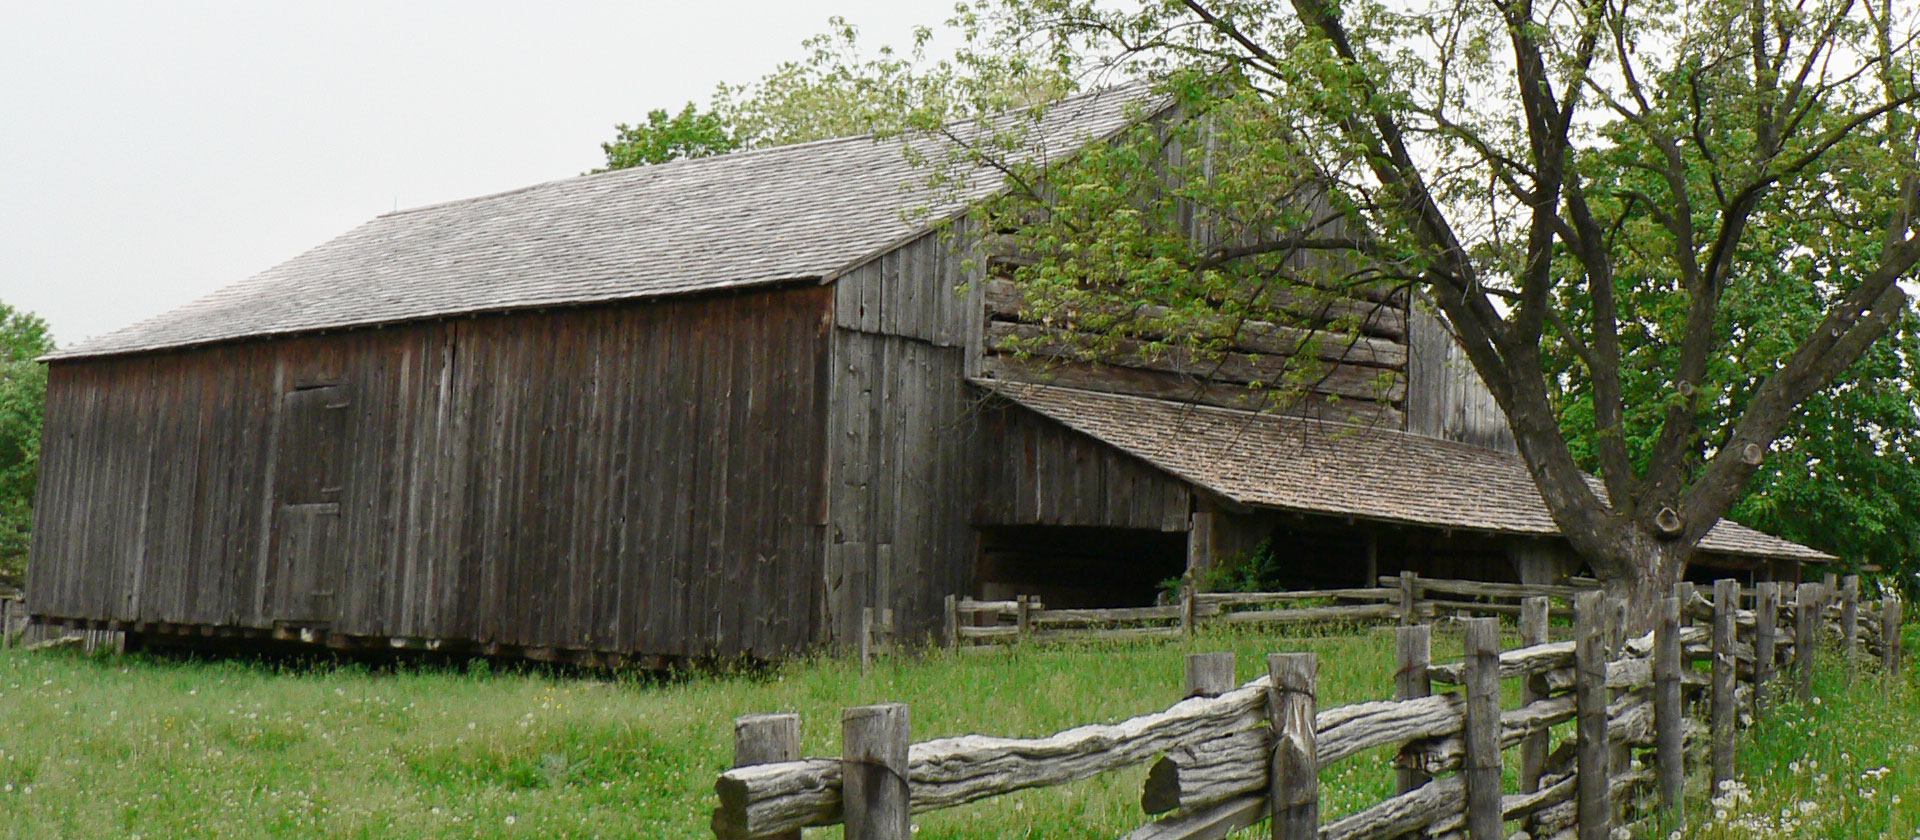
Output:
[{"xmin": 268, "ymin": 382, "xmax": 351, "ymax": 624}]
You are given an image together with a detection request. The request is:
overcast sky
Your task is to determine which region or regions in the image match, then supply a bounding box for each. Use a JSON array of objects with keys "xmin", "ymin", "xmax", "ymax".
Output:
[{"xmin": 0, "ymin": 1, "xmax": 956, "ymax": 347}]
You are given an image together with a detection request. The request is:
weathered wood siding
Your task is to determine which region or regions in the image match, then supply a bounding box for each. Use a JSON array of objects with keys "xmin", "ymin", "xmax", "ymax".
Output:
[
  {"xmin": 28, "ymin": 284, "xmax": 833, "ymax": 658},
  {"xmin": 975, "ymin": 402, "xmax": 1191, "ymax": 532},
  {"xmin": 822, "ymin": 331, "xmax": 981, "ymax": 643},
  {"xmin": 1405, "ymin": 304, "xmax": 1517, "ymax": 451}
]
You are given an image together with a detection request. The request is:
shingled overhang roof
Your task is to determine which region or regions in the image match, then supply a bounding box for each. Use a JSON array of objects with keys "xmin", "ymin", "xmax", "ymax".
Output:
[
  {"xmin": 990, "ymin": 382, "xmax": 1833, "ymax": 564},
  {"xmin": 52, "ymin": 84, "xmax": 1161, "ymax": 361}
]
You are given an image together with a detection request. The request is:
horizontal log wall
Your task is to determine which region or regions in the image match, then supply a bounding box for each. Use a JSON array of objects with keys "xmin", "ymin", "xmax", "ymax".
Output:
[
  {"xmin": 29, "ymin": 284, "xmax": 835, "ymax": 658},
  {"xmin": 719, "ymin": 575, "xmax": 1901, "ymax": 839}
]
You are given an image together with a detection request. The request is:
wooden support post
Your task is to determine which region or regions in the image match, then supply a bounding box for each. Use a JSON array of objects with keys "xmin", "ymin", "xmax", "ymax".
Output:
[
  {"xmin": 1754, "ymin": 582, "xmax": 1779, "ymax": 714},
  {"xmin": 1267, "ymin": 653, "xmax": 1318, "ymax": 840},
  {"xmin": 1398, "ymin": 571, "xmax": 1419, "ymax": 625},
  {"xmin": 1185, "ymin": 652, "xmax": 1236, "ymax": 698},
  {"xmin": 733, "ymin": 713, "xmax": 803, "ymax": 840},
  {"xmin": 843, "ymin": 703, "xmax": 910, "ymax": 840},
  {"xmin": 1654, "ymin": 591, "xmax": 1685, "ymax": 820},
  {"xmin": 1711, "ymin": 579, "xmax": 1738, "ymax": 790},
  {"xmin": 1187, "ymin": 511, "xmax": 1216, "ymax": 582},
  {"xmin": 1884, "ymin": 599, "xmax": 1904, "ymax": 678},
  {"xmin": 1462, "ymin": 617, "xmax": 1502, "ymax": 840},
  {"xmin": 942, "ymin": 595, "xmax": 958, "ymax": 649},
  {"xmin": 0, "ymin": 599, "xmax": 11, "ymax": 650},
  {"xmin": 1016, "ymin": 595, "xmax": 1032, "ymax": 641},
  {"xmin": 1574, "ymin": 591, "xmax": 1610, "ymax": 840},
  {"xmin": 1395, "ymin": 624, "xmax": 1432, "ymax": 795},
  {"xmin": 1519, "ymin": 597, "xmax": 1550, "ymax": 794},
  {"xmin": 1842, "ymin": 575, "xmax": 1860, "ymax": 669},
  {"xmin": 1796, "ymin": 584, "xmax": 1817, "ymax": 705}
]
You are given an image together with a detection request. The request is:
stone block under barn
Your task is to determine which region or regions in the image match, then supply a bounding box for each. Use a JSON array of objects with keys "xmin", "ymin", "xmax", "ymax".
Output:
[{"xmin": 26, "ymin": 85, "xmax": 1829, "ymax": 665}]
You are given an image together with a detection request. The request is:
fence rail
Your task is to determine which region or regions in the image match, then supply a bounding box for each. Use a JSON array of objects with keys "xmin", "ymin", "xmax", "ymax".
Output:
[
  {"xmin": 939, "ymin": 573, "xmax": 1603, "ymax": 648},
  {"xmin": 718, "ymin": 575, "xmax": 1902, "ymax": 840}
]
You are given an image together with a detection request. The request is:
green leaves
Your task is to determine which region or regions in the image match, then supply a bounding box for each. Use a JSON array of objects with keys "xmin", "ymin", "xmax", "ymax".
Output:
[{"xmin": 0, "ymin": 303, "xmax": 52, "ymax": 591}]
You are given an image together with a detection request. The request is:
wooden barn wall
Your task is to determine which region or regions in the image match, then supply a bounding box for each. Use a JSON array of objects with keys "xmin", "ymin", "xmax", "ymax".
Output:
[
  {"xmin": 1405, "ymin": 304, "xmax": 1518, "ymax": 452},
  {"xmin": 28, "ymin": 284, "xmax": 832, "ymax": 658},
  {"xmin": 822, "ymin": 331, "xmax": 981, "ymax": 644},
  {"xmin": 832, "ymin": 223, "xmax": 979, "ymax": 349},
  {"xmin": 975, "ymin": 403, "xmax": 1192, "ymax": 533}
]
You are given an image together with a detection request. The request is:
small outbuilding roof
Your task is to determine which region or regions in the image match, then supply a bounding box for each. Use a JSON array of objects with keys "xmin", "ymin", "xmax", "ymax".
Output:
[
  {"xmin": 991, "ymin": 382, "xmax": 1834, "ymax": 563},
  {"xmin": 53, "ymin": 84, "xmax": 1157, "ymax": 361}
]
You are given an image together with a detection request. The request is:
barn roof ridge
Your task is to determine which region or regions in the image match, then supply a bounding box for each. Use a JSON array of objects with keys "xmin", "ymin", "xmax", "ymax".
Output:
[
  {"xmin": 984, "ymin": 379, "xmax": 1834, "ymax": 564},
  {"xmin": 51, "ymin": 80, "xmax": 1162, "ymax": 362}
]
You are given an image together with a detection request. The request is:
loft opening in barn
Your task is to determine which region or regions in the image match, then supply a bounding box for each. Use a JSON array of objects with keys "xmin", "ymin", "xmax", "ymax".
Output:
[{"xmin": 27, "ymin": 84, "xmax": 1829, "ymax": 665}]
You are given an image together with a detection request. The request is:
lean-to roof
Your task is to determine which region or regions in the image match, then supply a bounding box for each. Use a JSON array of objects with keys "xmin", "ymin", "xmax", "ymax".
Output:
[{"xmin": 991, "ymin": 382, "xmax": 1833, "ymax": 563}]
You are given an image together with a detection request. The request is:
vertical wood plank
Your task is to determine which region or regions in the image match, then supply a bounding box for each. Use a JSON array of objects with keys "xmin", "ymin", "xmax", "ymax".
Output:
[
  {"xmin": 843, "ymin": 703, "xmax": 910, "ymax": 840},
  {"xmin": 1185, "ymin": 652, "xmax": 1236, "ymax": 698},
  {"xmin": 1711, "ymin": 579, "xmax": 1738, "ymax": 790},
  {"xmin": 1519, "ymin": 596, "xmax": 1550, "ymax": 795},
  {"xmin": 1841, "ymin": 575, "xmax": 1860, "ymax": 669},
  {"xmin": 1267, "ymin": 652, "xmax": 1318, "ymax": 840},
  {"xmin": 1574, "ymin": 591, "xmax": 1610, "ymax": 840},
  {"xmin": 1884, "ymin": 598, "xmax": 1903, "ymax": 678},
  {"xmin": 1186, "ymin": 512, "xmax": 1215, "ymax": 582},
  {"xmin": 942, "ymin": 594, "xmax": 958, "ymax": 649},
  {"xmin": 1754, "ymin": 582, "xmax": 1779, "ymax": 714},
  {"xmin": 733, "ymin": 712, "xmax": 803, "ymax": 840},
  {"xmin": 1796, "ymin": 583, "xmax": 1818, "ymax": 705},
  {"xmin": 860, "ymin": 607, "xmax": 875, "ymax": 673},
  {"xmin": 1395, "ymin": 624, "xmax": 1432, "ymax": 795},
  {"xmin": 1654, "ymin": 590, "xmax": 1684, "ymax": 819},
  {"xmin": 1179, "ymin": 587, "xmax": 1196, "ymax": 637},
  {"xmin": 1398, "ymin": 571, "xmax": 1419, "ymax": 625},
  {"xmin": 1462, "ymin": 617, "xmax": 1502, "ymax": 840},
  {"xmin": 1016, "ymin": 594, "xmax": 1032, "ymax": 641}
]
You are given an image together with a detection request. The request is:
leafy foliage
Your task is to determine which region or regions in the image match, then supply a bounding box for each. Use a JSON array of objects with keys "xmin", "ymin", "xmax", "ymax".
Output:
[
  {"xmin": 0, "ymin": 304, "xmax": 52, "ymax": 591},
  {"xmin": 599, "ymin": 103, "xmax": 739, "ymax": 169}
]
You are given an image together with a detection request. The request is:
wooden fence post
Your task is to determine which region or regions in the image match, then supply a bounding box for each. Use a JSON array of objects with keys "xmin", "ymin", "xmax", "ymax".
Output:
[
  {"xmin": 1267, "ymin": 652, "xmax": 1318, "ymax": 840},
  {"xmin": 1883, "ymin": 598, "xmax": 1903, "ymax": 679},
  {"xmin": 1519, "ymin": 597, "xmax": 1550, "ymax": 795},
  {"xmin": 733, "ymin": 714, "xmax": 802, "ymax": 840},
  {"xmin": 1842, "ymin": 575, "xmax": 1860, "ymax": 669},
  {"xmin": 1574, "ymin": 591, "xmax": 1610, "ymax": 840},
  {"xmin": 1179, "ymin": 587, "xmax": 1196, "ymax": 637},
  {"xmin": 1395, "ymin": 624, "xmax": 1432, "ymax": 795},
  {"xmin": 1796, "ymin": 584, "xmax": 1817, "ymax": 705},
  {"xmin": 861, "ymin": 607, "xmax": 875, "ymax": 673},
  {"xmin": 1710, "ymin": 579, "xmax": 1738, "ymax": 791},
  {"xmin": 1754, "ymin": 582, "xmax": 1778, "ymax": 714},
  {"xmin": 1398, "ymin": 571, "xmax": 1419, "ymax": 624},
  {"xmin": 1016, "ymin": 595, "xmax": 1033, "ymax": 641},
  {"xmin": 843, "ymin": 703, "xmax": 910, "ymax": 840},
  {"xmin": 0, "ymin": 598, "xmax": 11, "ymax": 650},
  {"xmin": 942, "ymin": 595, "xmax": 958, "ymax": 649},
  {"xmin": 1654, "ymin": 590, "xmax": 1684, "ymax": 820},
  {"xmin": 1462, "ymin": 617, "xmax": 1502, "ymax": 840},
  {"xmin": 1185, "ymin": 652, "xmax": 1236, "ymax": 698}
]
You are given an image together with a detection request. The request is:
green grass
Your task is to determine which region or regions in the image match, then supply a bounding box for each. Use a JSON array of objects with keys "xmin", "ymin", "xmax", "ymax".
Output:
[
  {"xmin": 0, "ymin": 625, "xmax": 1448, "ymax": 839},
  {"xmin": 1644, "ymin": 627, "xmax": 1920, "ymax": 840},
  {"xmin": 0, "ymin": 622, "xmax": 1900, "ymax": 840}
]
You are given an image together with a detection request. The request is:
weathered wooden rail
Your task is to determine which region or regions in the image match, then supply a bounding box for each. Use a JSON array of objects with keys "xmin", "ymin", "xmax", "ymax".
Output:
[
  {"xmin": 717, "ymin": 575, "xmax": 1903, "ymax": 839},
  {"xmin": 940, "ymin": 573, "xmax": 1597, "ymax": 648}
]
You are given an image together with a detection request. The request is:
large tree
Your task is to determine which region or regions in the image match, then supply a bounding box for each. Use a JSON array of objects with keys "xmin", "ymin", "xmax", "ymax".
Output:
[{"xmin": 928, "ymin": 0, "xmax": 1920, "ymax": 617}]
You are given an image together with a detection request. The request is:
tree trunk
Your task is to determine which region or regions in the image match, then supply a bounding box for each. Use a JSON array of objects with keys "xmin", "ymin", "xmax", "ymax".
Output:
[{"xmin": 1593, "ymin": 532, "xmax": 1690, "ymax": 632}]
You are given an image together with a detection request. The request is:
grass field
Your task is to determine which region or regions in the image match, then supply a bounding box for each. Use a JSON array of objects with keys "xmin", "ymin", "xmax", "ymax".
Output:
[{"xmin": 0, "ymin": 623, "xmax": 1906, "ymax": 839}]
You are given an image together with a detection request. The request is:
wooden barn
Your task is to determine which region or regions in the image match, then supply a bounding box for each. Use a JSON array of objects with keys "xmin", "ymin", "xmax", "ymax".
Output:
[{"xmin": 27, "ymin": 86, "xmax": 1829, "ymax": 663}]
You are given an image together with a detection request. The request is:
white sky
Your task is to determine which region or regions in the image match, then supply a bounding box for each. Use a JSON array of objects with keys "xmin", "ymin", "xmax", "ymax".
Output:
[{"xmin": 0, "ymin": 0, "xmax": 956, "ymax": 347}]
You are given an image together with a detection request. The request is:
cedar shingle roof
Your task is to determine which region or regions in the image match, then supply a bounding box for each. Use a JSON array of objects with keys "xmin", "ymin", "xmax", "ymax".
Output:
[
  {"xmin": 52, "ymin": 84, "xmax": 1158, "ymax": 361},
  {"xmin": 991, "ymin": 382, "xmax": 1833, "ymax": 563}
]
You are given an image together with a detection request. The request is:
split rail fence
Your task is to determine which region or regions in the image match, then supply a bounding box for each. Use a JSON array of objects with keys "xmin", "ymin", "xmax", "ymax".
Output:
[
  {"xmin": 940, "ymin": 573, "xmax": 1600, "ymax": 648},
  {"xmin": 716, "ymin": 575, "xmax": 1903, "ymax": 840}
]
